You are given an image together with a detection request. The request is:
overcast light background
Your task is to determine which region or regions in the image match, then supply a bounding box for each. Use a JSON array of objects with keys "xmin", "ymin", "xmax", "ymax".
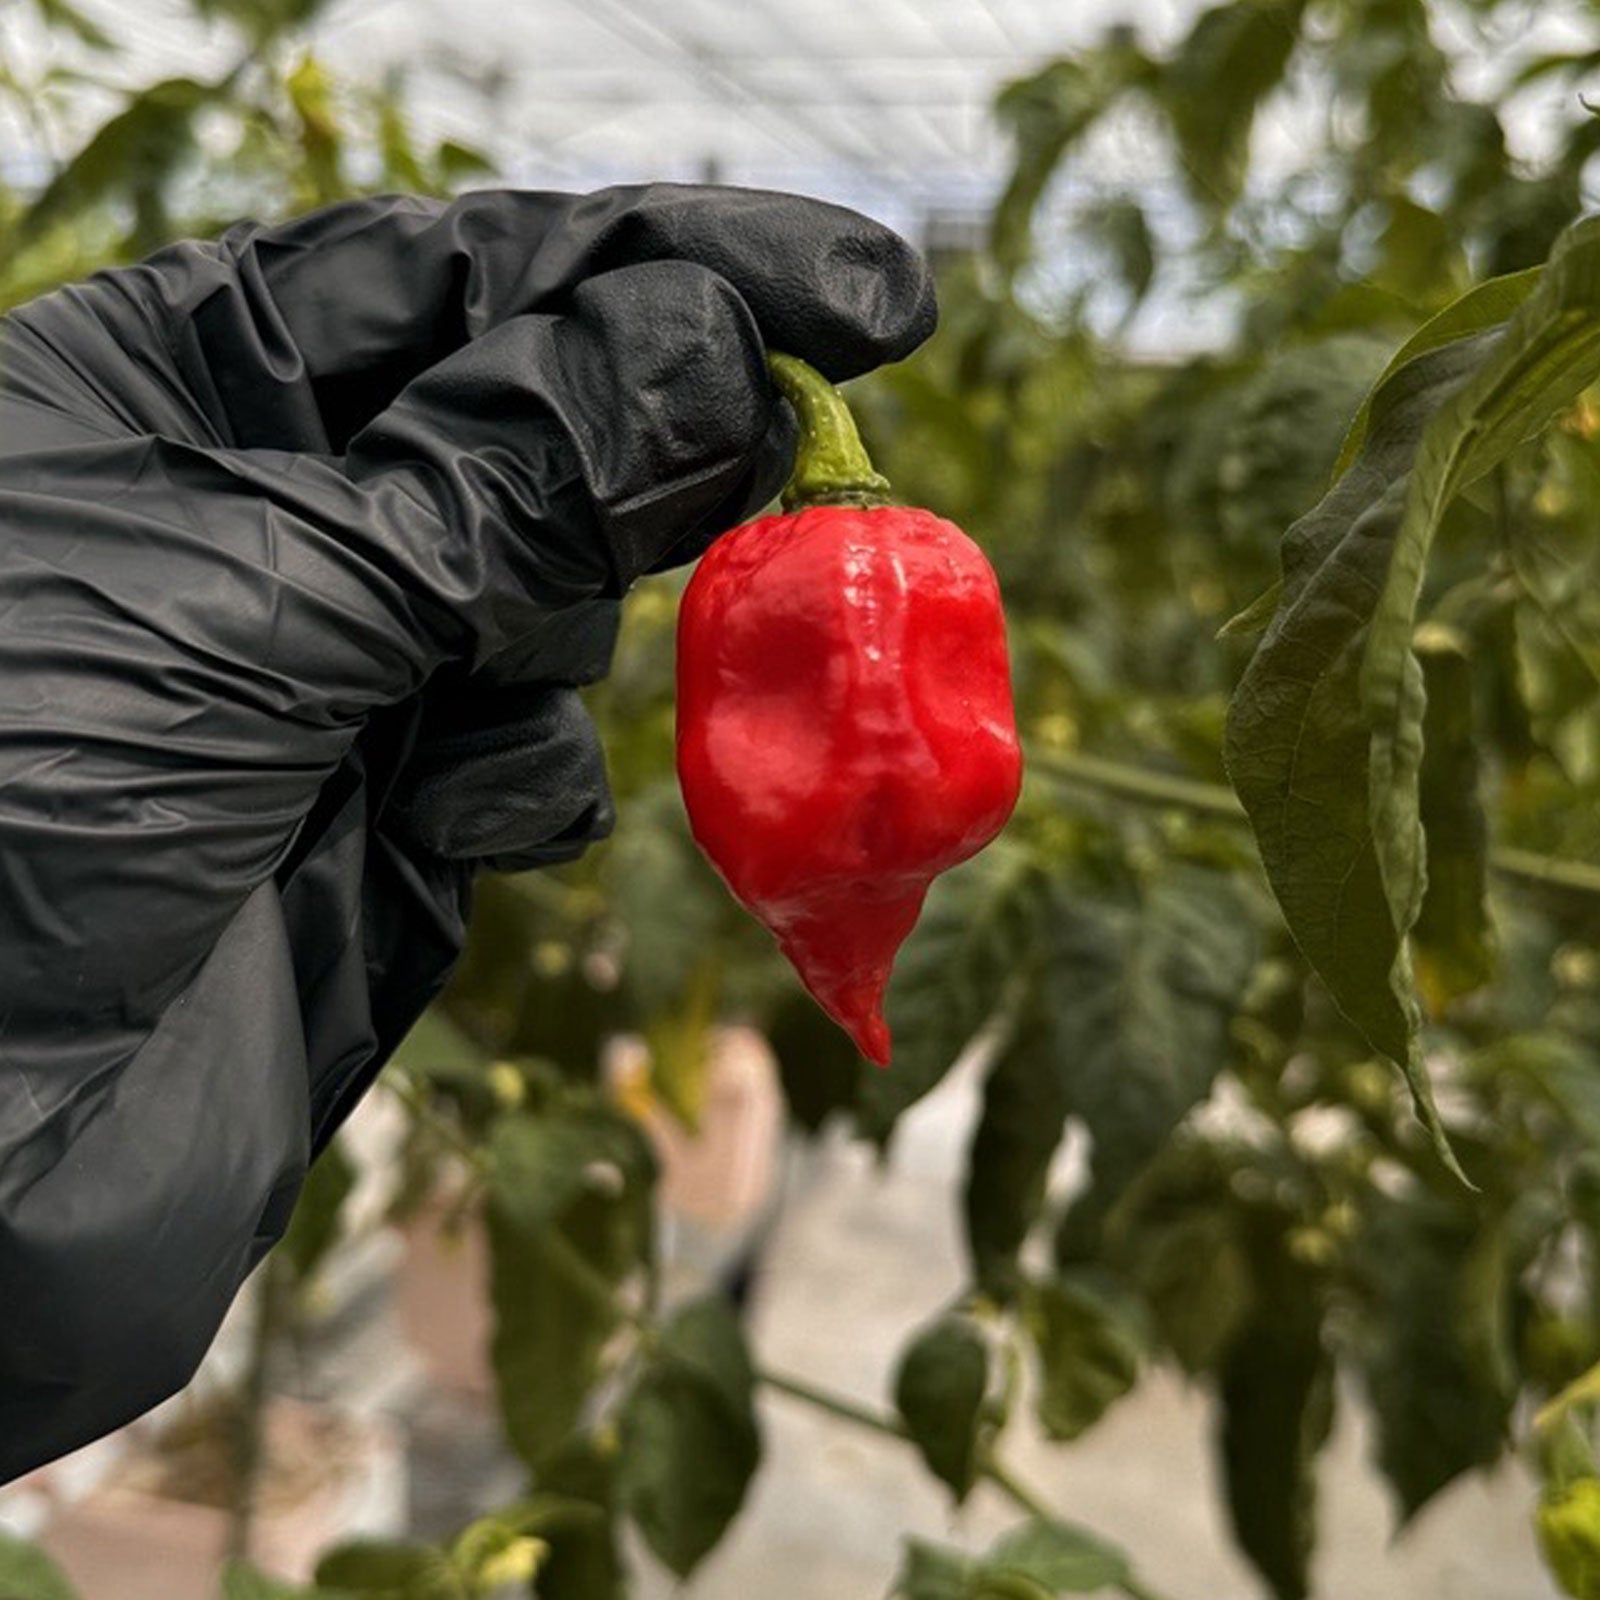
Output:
[{"xmin": 3, "ymin": 0, "xmax": 1598, "ymax": 351}]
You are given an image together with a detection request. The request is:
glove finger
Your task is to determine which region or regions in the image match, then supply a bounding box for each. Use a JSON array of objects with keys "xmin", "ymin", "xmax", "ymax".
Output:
[
  {"xmin": 384, "ymin": 684, "xmax": 615, "ymax": 870},
  {"xmin": 137, "ymin": 184, "xmax": 934, "ymax": 448},
  {"xmin": 347, "ymin": 256, "xmax": 795, "ymax": 596}
]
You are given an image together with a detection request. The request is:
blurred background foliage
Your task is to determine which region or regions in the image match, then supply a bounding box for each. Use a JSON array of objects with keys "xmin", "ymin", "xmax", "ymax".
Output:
[{"xmin": 8, "ymin": 1, "xmax": 1600, "ymax": 1598}]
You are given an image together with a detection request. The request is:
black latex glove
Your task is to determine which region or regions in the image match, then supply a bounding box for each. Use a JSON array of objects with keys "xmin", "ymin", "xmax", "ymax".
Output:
[{"xmin": 0, "ymin": 183, "xmax": 935, "ymax": 1482}]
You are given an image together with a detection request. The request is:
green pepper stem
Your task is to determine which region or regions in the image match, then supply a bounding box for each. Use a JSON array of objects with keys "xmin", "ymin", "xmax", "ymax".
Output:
[{"xmin": 767, "ymin": 351, "xmax": 893, "ymax": 510}]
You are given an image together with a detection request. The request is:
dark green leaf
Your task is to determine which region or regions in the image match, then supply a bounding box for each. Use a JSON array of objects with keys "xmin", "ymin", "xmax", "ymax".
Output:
[
  {"xmin": 532, "ymin": 1434, "xmax": 625, "ymax": 1600},
  {"xmin": 1227, "ymin": 216, "xmax": 1600, "ymax": 1175},
  {"xmin": 1163, "ymin": 0, "xmax": 1306, "ymax": 209},
  {"xmin": 893, "ymin": 1314, "xmax": 990, "ymax": 1501},
  {"xmin": 618, "ymin": 1295, "xmax": 761, "ymax": 1578},
  {"xmin": 857, "ymin": 841, "xmax": 1044, "ymax": 1146},
  {"xmin": 766, "ymin": 986, "xmax": 865, "ymax": 1134},
  {"xmin": 0, "ymin": 1535, "xmax": 81, "ymax": 1600},
  {"xmin": 277, "ymin": 1136, "xmax": 355, "ymax": 1288},
  {"xmin": 1353, "ymin": 1195, "xmax": 1515, "ymax": 1520},
  {"xmin": 1410, "ymin": 627, "xmax": 1495, "ymax": 1004},
  {"xmin": 1217, "ymin": 1237, "xmax": 1333, "ymax": 1600},
  {"xmin": 964, "ymin": 1001, "xmax": 1070, "ymax": 1296},
  {"xmin": 1045, "ymin": 870, "xmax": 1259, "ymax": 1200},
  {"xmin": 12, "ymin": 79, "xmax": 215, "ymax": 259},
  {"xmin": 1023, "ymin": 1278, "xmax": 1141, "ymax": 1442},
  {"xmin": 1331, "ymin": 265, "xmax": 1544, "ymax": 478},
  {"xmin": 990, "ymin": 42, "xmax": 1153, "ymax": 276}
]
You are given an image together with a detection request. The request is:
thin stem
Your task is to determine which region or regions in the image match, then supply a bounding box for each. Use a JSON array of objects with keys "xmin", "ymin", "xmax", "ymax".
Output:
[
  {"xmin": 1030, "ymin": 747, "xmax": 1600, "ymax": 900},
  {"xmin": 767, "ymin": 352, "xmax": 892, "ymax": 509},
  {"xmin": 757, "ymin": 1366, "xmax": 909, "ymax": 1440},
  {"xmin": 980, "ymin": 1452, "xmax": 1054, "ymax": 1521}
]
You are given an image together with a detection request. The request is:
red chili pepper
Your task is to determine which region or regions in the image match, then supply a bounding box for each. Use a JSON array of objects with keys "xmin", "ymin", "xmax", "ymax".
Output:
[{"xmin": 675, "ymin": 353, "xmax": 1022, "ymax": 1065}]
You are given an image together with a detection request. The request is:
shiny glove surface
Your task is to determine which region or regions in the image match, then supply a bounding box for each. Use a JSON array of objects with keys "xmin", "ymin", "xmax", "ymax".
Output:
[{"xmin": 0, "ymin": 183, "xmax": 935, "ymax": 1481}]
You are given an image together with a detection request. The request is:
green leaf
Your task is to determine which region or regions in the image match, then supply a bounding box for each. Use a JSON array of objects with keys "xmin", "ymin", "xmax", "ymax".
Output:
[
  {"xmin": 1217, "ymin": 1235, "xmax": 1333, "ymax": 1600},
  {"xmin": 11, "ymin": 78, "xmax": 215, "ymax": 259},
  {"xmin": 618, "ymin": 1296, "xmax": 761, "ymax": 1578},
  {"xmin": 1227, "ymin": 215, "xmax": 1600, "ymax": 1176},
  {"xmin": 435, "ymin": 140, "xmax": 497, "ymax": 184},
  {"xmin": 0, "ymin": 1535, "xmax": 82, "ymax": 1600},
  {"xmin": 856, "ymin": 841, "xmax": 1044, "ymax": 1146},
  {"xmin": 889, "ymin": 1525, "xmax": 1133, "ymax": 1599},
  {"xmin": 532, "ymin": 1434, "xmax": 625, "ymax": 1600},
  {"xmin": 1219, "ymin": 579, "xmax": 1284, "ymax": 639},
  {"xmin": 277, "ymin": 1136, "xmax": 355, "ymax": 1288},
  {"xmin": 313, "ymin": 1540, "xmax": 465, "ymax": 1600},
  {"xmin": 1331, "ymin": 265, "xmax": 1543, "ymax": 480},
  {"xmin": 1045, "ymin": 870, "xmax": 1259, "ymax": 1199},
  {"xmin": 985, "ymin": 1519, "xmax": 1132, "ymax": 1593},
  {"xmin": 1023, "ymin": 1278, "xmax": 1141, "ymax": 1442},
  {"xmin": 964, "ymin": 1000, "xmax": 1071, "ymax": 1296},
  {"xmin": 893, "ymin": 1314, "xmax": 990, "ymax": 1501},
  {"xmin": 1162, "ymin": 0, "xmax": 1306, "ymax": 209},
  {"xmin": 1353, "ymin": 1195, "xmax": 1516, "ymax": 1521},
  {"xmin": 766, "ymin": 986, "xmax": 865, "ymax": 1134},
  {"xmin": 1410, "ymin": 627, "xmax": 1495, "ymax": 1005},
  {"xmin": 990, "ymin": 42, "xmax": 1153, "ymax": 277},
  {"xmin": 892, "ymin": 1539, "xmax": 980, "ymax": 1600},
  {"xmin": 488, "ymin": 1104, "xmax": 656, "ymax": 1469}
]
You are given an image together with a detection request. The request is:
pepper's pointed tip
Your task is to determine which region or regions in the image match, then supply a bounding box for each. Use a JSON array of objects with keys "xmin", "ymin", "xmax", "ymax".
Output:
[{"xmin": 853, "ymin": 1011, "xmax": 892, "ymax": 1067}]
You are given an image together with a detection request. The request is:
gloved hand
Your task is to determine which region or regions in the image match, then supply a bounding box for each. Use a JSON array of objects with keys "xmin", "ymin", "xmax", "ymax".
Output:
[{"xmin": 0, "ymin": 183, "xmax": 936, "ymax": 1481}]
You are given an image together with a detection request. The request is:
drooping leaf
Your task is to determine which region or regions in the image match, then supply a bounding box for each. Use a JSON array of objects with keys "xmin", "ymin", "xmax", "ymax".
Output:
[
  {"xmin": 1216, "ymin": 1233, "xmax": 1333, "ymax": 1600},
  {"xmin": 856, "ymin": 840, "xmax": 1044, "ymax": 1146},
  {"xmin": 766, "ymin": 985, "xmax": 865, "ymax": 1134},
  {"xmin": 1227, "ymin": 215, "xmax": 1600, "ymax": 1175},
  {"xmin": 0, "ymin": 1535, "xmax": 81, "ymax": 1600},
  {"xmin": 893, "ymin": 1314, "xmax": 990, "ymax": 1502},
  {"xmin": 1162, "ymin": 0, "xmax": 1307, "ymax": 210},
  {"xmin": 1331, "ymin": 264, "xmax": 1544, "ymax": 478},
  {"xmin": 1410, "ymin": 626, "xmax": 1495, "ymax": 1005},
  {"xmin": 617, "ymin": 1295, "xmax": 761, "ymax": 1578},
  {"xmin": 1023, "ymin": 1277, "xmax": 1142, "ymax": 1443},
  {"xmin": 1352, "ymin": 1194, "xmax": 1516, "ymax": 1521},
  {"xmin": 964, "ymin": 999, "xmax": 1070, "ymax": 1296}
]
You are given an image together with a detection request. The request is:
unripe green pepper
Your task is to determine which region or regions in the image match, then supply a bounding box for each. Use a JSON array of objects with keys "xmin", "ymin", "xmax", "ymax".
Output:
[{"xmin": 676, "ymin": 354, "xmax": 1022, "ymax": 1062}]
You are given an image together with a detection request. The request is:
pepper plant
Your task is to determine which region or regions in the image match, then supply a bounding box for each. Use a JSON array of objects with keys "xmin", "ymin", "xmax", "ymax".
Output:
[{"xmin": 8, "ymin": 2, "xmax": 1600, "ymax": 1599}]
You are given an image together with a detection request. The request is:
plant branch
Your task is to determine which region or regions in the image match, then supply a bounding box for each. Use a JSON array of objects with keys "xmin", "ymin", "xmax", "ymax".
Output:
[
  {"xmin": 1030, "ymin": 747, "xmax": 1600, "ymax": 899},
  {"xmin": 755, "ymin": 1365, "xmax": 1173, "ymax": 1599}
]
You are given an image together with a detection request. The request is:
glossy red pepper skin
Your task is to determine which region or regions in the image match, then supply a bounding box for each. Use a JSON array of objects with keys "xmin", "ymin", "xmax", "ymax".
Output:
[{"xmin": 676, "ymin": 499, "xmax": 1022, "ymax": 1064}]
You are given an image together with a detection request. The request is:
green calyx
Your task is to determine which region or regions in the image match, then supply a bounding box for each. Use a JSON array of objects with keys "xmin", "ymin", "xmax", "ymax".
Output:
[{"xmin": 767, "ymin": 351, "xmax": 893, "ymax": 511}]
